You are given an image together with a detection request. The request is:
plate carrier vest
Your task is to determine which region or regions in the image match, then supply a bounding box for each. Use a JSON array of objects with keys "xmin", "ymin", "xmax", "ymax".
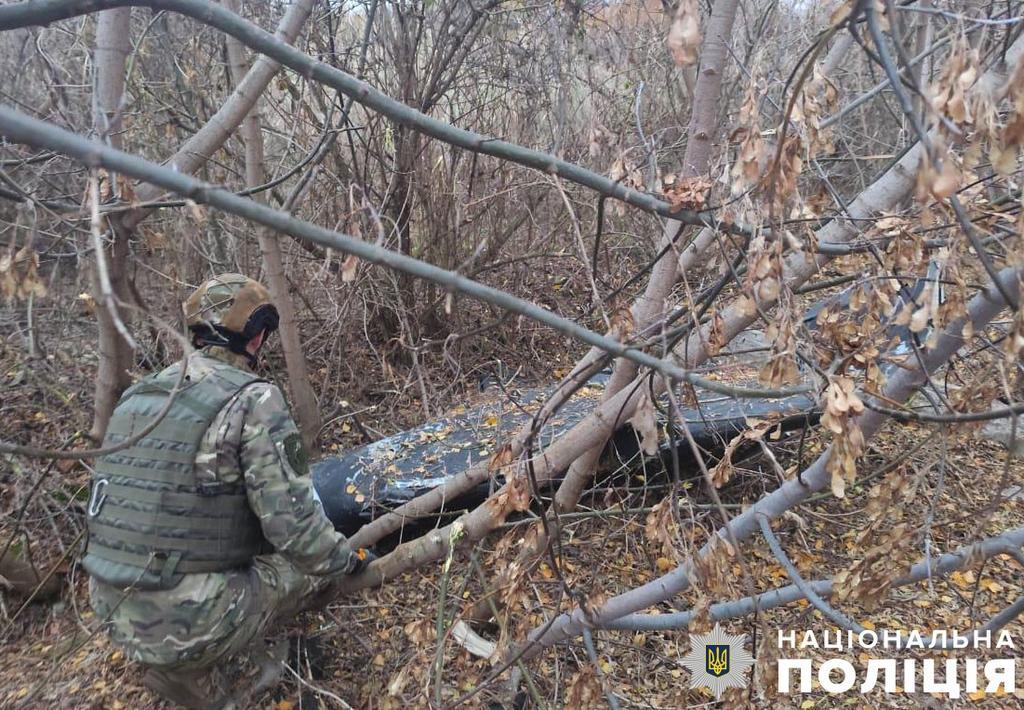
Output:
[{"xmin": 82, "ymin": 357, "xmax": 268, "ymax": 590}]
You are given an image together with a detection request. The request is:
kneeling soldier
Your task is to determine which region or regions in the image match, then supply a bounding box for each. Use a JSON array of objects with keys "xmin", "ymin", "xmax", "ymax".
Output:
[{"xmin": 83, "ymin": 273, "xmax": 371, "ymax": 706}]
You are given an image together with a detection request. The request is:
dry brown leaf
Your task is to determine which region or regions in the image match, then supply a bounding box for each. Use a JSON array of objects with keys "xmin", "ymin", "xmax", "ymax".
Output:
[
  {"xmin": 628, "ymin": 392, "xmax": 659, "ymax": 456},
  {"xmin": 488, "ymin": 443, "xmax": 513, "ymax": 472},
  {"xmin": 116, "ymin": 174, "xmax": 136, "ymax": 204},
  {"xmin": 0, "ymin": 244, "xmax": 46, "ymax": 302},
  {"xmin": 667, "ymin": 0, "xmax": 700, "ymax": 67},
  {"xmin": 663, "ymin": 175, "xmax": 711, "ymax": 212},
  {"xmin": 609, "ymin": 304, "xmax": 635, "ymax": 342},
  {"xmin": 486, "ymin": 469, "xmax": 532, "ymax": 524},
  {"xmin": 644, "ymin": 498, "xmax": 678, "ymax": 557},
  {"xmin": 706, "ymin": 310, "xmax": 726, "ymax": 357},
  {"xmin": 341, "ymin": 253, "xmax": 359, "ymax": 282},
  {"xmin": 565, "ymin": 666, "xmax": 603, "ymax": 709}
]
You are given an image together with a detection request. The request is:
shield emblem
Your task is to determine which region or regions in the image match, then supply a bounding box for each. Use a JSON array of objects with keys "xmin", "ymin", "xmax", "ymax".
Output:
[{"xmin": 706, "ymin": 644, "xmax": 730, "ymax": 677}]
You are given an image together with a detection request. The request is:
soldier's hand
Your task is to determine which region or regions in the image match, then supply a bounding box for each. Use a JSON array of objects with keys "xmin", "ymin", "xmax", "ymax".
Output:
[{"xmin": 348, "ymin": 547, "xmax": 378, "ymax": 575}]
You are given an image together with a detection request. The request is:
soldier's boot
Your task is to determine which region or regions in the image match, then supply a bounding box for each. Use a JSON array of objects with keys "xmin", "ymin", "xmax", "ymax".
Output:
[
  {"xmin": 142, "ymin": 667, "xmax": 229, "ymax": 709},
  {"xmin": 251, "ymin": 638, "xmax": 289, "ymax": 695},
  {"xmin": 222, "ymin": 638, "xmax": 289, "ymax": 707}
]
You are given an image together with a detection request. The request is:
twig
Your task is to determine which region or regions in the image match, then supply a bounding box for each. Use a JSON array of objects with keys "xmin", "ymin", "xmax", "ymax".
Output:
[
  {"xmin": 861, "ymin": 398, "xmax": 1024, "ymax": 423},
  {"xmin": 867, "ymin": 0, "xmax": 1019, "ymax": 312},
  {"xmin": 581, "ymin": 628, "xmax": 619, "ymax": 710},
  {"xmin": 0, "ymin": 107, "xmax": 809, "ymax": 400},
  {"xmin": 0, "ymin": 0, "xmax": 738, "ymax": 231},
  {"xmin": 432, "ymin": 522, "xmax": 464, "ymax": 708},
  {"xmin": 604, "ymin": 525, "xmax": 1024, "ymax": 631},
  {"xmin": 757, "ymin": 513, "xmax": 865, "ymax": 633},
  {"xmin": 88, "ymin": 172, "xmax": 136, "ymax": 351},
  {"xmin": 280, "ymin": 660, "xmax": 354, "ymax": 709}
]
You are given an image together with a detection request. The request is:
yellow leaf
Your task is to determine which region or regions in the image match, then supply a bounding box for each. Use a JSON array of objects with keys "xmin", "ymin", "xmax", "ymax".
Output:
[
  {"xmin": 483, "ymin": 413, "xmax": 498, "ymax": 427},
  {"xmin": 277, "ymin": 701, "xmax": 295, "ymax": 710},
  {"xmin": 801, "ymin": 700, "xmax": 816, "ymax": 709},
  {"xmin": 341, "ymin": 422, "xmax": 351, "ymax": 434},
  {"xmin": 655, "ymin": 557, "xmax": 674, "ymax": 572},
  {"xmin": 951, "ymin": 570, "xmax": 972, "ymax": 589},
  {"xmin": 346, "ymin": 484, "xmax": 357, "ymax": 495}
]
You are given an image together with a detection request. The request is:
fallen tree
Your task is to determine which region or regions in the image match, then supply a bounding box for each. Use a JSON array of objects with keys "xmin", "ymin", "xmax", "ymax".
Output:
[
  {"xmin": 604, "ymin": 525, "xmax": 1024, "ymax": 631},
  {"xmin": 2, "ymin": 2, "xmax": 1023, "ymax": 704},
  {"xmin": 519, "ymin": 263, "xmax": 1023, "ymax": 656}
]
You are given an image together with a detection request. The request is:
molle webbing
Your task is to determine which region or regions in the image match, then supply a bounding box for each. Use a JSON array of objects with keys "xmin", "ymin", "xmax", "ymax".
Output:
[{"xmin": 83, "ymin": 359, "xmax": 267, "ymax": 590}]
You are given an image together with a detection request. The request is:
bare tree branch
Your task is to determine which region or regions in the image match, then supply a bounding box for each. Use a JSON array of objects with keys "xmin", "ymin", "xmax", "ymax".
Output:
[
  {"xmin": 603, "ymin": 525, "xmax": 1024, "ymax": 631},
  {"xmin": 517, "ymin": 264, "xmax": 1024, "ymax": 657},
  {"xmin": 0, "ymin": 0, "xmax": 736, "ymax": 230},
  {"xmin": 0, "ymin": 106, "xmax": 803, "ymax": 401}
]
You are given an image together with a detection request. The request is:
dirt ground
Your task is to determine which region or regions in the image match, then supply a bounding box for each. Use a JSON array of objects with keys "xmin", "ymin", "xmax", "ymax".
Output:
[{"xmin": 3, "ymin": 308, "xmax": 1024, "ymax": 708}]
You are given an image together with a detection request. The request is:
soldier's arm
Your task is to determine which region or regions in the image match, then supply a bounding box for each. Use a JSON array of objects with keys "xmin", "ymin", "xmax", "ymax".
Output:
[{"xmin": 238, "ymin": 383, "xmax": 359, "ymax": 576}]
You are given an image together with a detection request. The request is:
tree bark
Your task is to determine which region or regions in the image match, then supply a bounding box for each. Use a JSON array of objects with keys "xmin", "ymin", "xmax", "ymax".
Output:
[
  {"xmin": 87, "ymin": 0, "xmax": 316, "ymax": 438},
  {"xmin": 224, "ymin": 0, "xmax": 321, "ymax": 450},
  {"xmin": 89, "ymin": 6, "xmax": 134, "ymax": 441}
]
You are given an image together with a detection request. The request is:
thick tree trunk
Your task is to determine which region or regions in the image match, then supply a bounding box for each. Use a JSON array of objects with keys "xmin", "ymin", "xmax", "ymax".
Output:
[
  {"xmin": 89, "ymin": 7, "xmax": 134, "ymax": 441},
  {"xmin": 88, "ymin": 0, "xmax": 316, "ymax": 439},
  {"xmin": 671, "ymin": 27, "xmax": 855, "ymax": 282},
  {"xmin": 381, "ymin": 128, "xmax": 420, "ymax": 342},
  {"xmin": 459, "ymin": 0, "xmax": 744, "ymax": 616},
  {"xmin": 225, "ymin": 0, "xmax": 322, "ymax": 450}
]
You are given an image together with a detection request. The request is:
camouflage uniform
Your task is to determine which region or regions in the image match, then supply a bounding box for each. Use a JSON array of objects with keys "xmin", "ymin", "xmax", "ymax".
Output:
[{"xmin": 89, "ymin": 346, "xmax": 358, "ymax": 671}]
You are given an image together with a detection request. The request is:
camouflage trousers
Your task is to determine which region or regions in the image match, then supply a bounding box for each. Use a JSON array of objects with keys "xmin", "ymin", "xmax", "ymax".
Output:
[{"xmin": 88, "ymin": 554, "xmax": 329, "ymax": 671}]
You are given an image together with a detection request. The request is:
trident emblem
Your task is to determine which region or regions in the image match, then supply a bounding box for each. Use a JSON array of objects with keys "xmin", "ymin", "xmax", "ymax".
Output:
[{"xmin": 706, "ymin": 644, "xmax": 730, "ymax": 677}]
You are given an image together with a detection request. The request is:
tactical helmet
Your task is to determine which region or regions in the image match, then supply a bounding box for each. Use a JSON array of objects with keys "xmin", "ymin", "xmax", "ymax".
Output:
[{"xmin": 184, "ymin": 273, "xmax": 279, "ymax": 354}]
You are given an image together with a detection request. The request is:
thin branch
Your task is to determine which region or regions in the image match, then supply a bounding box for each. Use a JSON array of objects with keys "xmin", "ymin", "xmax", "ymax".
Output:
[
  {"xmin": 867, "ymin": 0, "xmax": 1020, "ymax": 311},
  {"xmin": 516, "ymin": 264, "xmax": 1023, "ymax": 656},
  {"xmin": 603, "ymin": 525, "xmax": 1024, "ymax": 631},
  {"xmin": 861, "ymin": 398, "xmax": 1024, "ymax": 423},
  {"xmin": 757, "ymin": 513, "xmax": 865, "ymax": 633},
  {"xmin": 88, "ymin": 172, "xmax": 136, "ymax": 350},
  {"xmin": 0, "ymin": 106, "xmax": 808, "ymax": 400},
  {"xmin": 0, "ymin": 0, "xmax": 735, "ymax": 230}
]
